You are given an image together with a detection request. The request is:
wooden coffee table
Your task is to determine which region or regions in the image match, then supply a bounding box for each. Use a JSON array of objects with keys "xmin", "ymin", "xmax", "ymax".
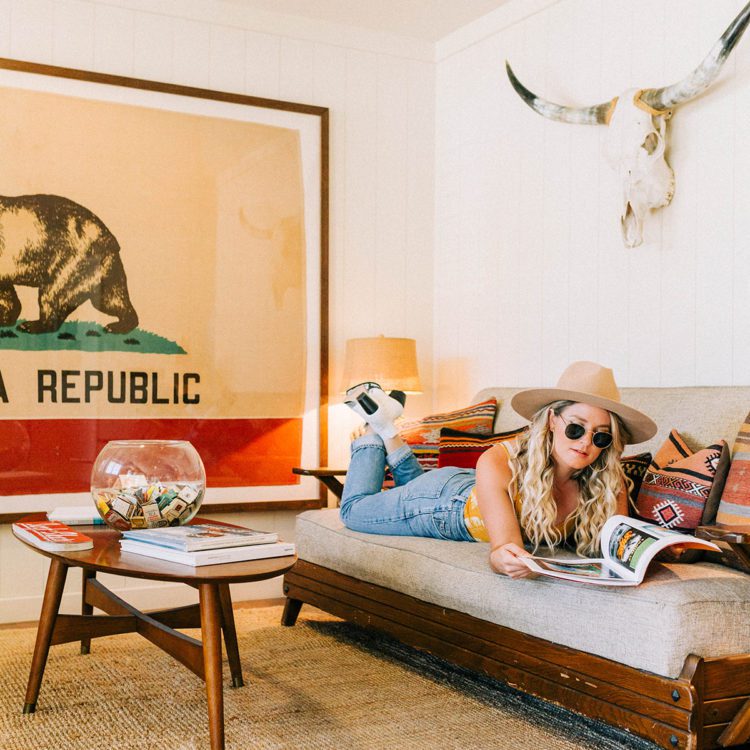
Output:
[{"xmin": 14, "ymin": 515, "xmax": 296, "ymax": 750}]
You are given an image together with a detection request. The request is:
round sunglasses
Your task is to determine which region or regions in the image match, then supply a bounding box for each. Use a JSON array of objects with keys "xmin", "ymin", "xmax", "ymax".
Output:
[{"xmin": 557, "ymin": 414, "xmax": 613, "ymax": 449}]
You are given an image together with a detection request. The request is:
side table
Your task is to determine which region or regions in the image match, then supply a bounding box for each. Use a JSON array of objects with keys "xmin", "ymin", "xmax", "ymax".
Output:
[{"xmin": 13, "ymin": 515, "xmax": 296, "ymax": 750}]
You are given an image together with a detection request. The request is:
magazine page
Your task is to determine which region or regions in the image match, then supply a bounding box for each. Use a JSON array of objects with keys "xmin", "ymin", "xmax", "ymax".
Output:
[
  {"xmin": 521, "ymin": 555, "xmax": 636, "ymax": 585},
  {"xmin": 521, "ymin": 514, "xmax": 721, "ymax": 585},
  {"xmin": 601, "ymin": 515, "xmax": 720, "ymax": 583}
]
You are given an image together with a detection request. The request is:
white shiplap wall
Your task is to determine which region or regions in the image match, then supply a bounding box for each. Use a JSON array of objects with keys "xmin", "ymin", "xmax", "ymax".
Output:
[
  {"xmin": 0, "ymin": 0, "xmax": 435, "ymax": 622},
  {"xmin": 434, "ymin": 0, "xmax": 750, "ymax": 408}
]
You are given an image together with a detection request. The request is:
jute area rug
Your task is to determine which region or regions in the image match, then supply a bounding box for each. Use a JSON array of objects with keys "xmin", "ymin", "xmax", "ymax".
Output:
[{"xmin": 0, "ymin": 604, "xmax": 659, "ymax": 750}]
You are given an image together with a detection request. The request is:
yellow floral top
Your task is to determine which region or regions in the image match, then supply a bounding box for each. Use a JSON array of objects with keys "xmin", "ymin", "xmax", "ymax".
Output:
[{"xmin": 463, "ymin": 442, "xmax": 520, "ymax": 542}]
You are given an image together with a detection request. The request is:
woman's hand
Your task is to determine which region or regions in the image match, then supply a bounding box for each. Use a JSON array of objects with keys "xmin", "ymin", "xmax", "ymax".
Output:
[{"xmin": 489, "ymin": 542, "xmax": 537, "ymax": 579}]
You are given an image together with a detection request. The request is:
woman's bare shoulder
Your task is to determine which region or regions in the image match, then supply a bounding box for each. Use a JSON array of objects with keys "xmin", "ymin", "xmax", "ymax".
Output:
[{"xmin": 477, "ymin": 441, "xmax": 514, "ymax": 474}]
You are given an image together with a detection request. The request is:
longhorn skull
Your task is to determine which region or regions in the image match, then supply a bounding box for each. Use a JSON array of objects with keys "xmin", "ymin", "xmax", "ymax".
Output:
[{"xmin": 506, "ymin": 2, "xmax": 750, "ymax": 248}]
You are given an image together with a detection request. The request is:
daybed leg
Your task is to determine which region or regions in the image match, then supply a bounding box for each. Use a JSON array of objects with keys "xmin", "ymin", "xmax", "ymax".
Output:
[
  {"xmin": 281, "ymin": 596, "xmax": 303, "ymax": 626},
  {"xmin": 718, "ymin": 697, "xmax": 750, "ymax": 747}
]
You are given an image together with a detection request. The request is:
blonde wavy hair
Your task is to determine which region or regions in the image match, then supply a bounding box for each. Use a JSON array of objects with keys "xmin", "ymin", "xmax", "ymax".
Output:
[{"xmin": 508, "ymin": 400, "xmax": 631, "ymax": 556}]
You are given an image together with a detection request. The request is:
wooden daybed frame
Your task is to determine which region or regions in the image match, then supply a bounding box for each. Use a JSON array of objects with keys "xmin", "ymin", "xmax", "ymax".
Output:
[{"xmin": 282, "ymin": 470, "xmax": 750, "ymax": 750}]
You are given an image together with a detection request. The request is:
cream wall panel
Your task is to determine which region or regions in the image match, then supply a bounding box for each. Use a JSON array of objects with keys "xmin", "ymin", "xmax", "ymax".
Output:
[
  {"xmin": 340, "ymin": 49, "xmax": 379, "ymax": 348},
  {"xmin": 93, "ymin": 3, "xmax": 134, "ymax": 74},
  {"xmin": 11, "ymin": 0, "xmax": 54, "ymax": 63},
  {"xmin": 133, "ymin": 13, "xmax": 174, "ymax": 81},
  {"xmin": 173, "ymin": 16, "xmax": 210, "ymax": 87},
  {"xmin": 512, "ymin": 12, "xmax": 546, "ymax": 389},
  {"xmin": 733, "ymin": 37, "xmax": 750, "ymax": 383},
  {"xmin": 435, "ymin": 0, "xmax": 750, "ymax": 399},
  {"xmin": 244, "ymin": 30, "xmax": 280, "ymax": 98},
  {"xmin": 405, "ymin": 59, "xmax": 435, "ymax": 413},
  {"xmin": 0, "ymin": 2, "xmax": 9, "ymax": 53},
  {"xmin": 374, "ymin": 55, "xmax": 409, "ymax": 330},
  {"xmin": 312, "ymin": 42, "xmax": 350, "ymax": 466},
  {"xmin": 688, "ymin": 0, "xmax": 738, "ymax": 386},
  {"xmin": 54, "ymin": 0, "xmax": 96, "ymax": 70},
  {"xmin": 279, "ymin": 37, "xmax": 314, "ymax": 103},
  {"xmin": 209, "ymin": 23, "xmax": 246, "ymax": 92}
]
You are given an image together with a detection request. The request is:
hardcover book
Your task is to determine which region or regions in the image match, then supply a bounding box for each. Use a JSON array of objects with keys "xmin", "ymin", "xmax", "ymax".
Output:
[
  {"xmin": 122, "ymin": 523, "xmax": 278, "ymax": 551},
  {"xmin": 521, "ymin": 515, "xmax": 721, "ymax": 586},
  {"xmin": 12, "ymin": 521, "xmax": 94, "ymax": 552},
  {"xmin": 119, "ymin": 538, "xmax": 295, "ymax": 567}
]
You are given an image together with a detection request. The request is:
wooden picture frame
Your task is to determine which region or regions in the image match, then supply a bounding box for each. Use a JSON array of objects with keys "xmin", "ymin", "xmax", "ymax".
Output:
[{"xmin": 0, "ymin": 57, "xmax": 328, "ymax": 520}]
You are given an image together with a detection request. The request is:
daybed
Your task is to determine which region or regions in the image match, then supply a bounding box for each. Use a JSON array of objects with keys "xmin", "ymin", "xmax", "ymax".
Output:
[{"xmin": 282, "ymin": 386, "xmax": 750, "ymax": 750}]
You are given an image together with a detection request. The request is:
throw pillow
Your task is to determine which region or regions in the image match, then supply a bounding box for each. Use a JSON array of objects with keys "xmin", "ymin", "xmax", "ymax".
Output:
[
  {"xmin": 702, "ymin": 441, "xmax": 731, "ymax": 525},
  {"xmin": 635, "ymin": 429, "xmax": 729, "ymax": 531},
  {"xmin": 396, "ymin": 398, "xmax": 498, "ymax": 471},
  {"xmin": 620, "ymin": 452, "xmax": 651, "ymax": 510},
  {"xmin": 437, "ymin": 426, "xmax": 527, "ymax": 469},
  {"xmin": 716, "ymin": 410, "xmax": 750, "ymax": 526}
]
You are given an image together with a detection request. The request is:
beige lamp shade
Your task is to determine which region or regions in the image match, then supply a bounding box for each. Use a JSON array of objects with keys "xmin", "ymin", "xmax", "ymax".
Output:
[{"xmin": 340, "ymin": 336, "xmax": 423, "ymax": 394}]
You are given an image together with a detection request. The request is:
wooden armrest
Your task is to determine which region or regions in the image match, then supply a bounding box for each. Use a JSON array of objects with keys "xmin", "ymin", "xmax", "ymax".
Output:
[
  {"xmin": 696, "ymin": 524, "xmax": 750, "ymax": 545},
  {"xmin": 696, "ymin": 524, "xmax": 750, "ymax": 574},
  {"xmin": 292, "ymin": 467, "xmax": 347, "ymax": 477},
  {"xmin": 293, "ymin": 467, "xmax": 347, "ymax": 500}
]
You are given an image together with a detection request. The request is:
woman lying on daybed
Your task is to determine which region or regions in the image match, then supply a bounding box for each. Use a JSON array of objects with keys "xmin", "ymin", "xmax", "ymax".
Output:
[{"xmin": 340, "ymin": 361, "xmax": 657, "ymax": 579}]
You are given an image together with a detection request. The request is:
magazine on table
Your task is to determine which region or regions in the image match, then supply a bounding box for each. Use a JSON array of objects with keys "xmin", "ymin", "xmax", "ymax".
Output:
[
  {"xmin": 47, "ymin": 506, "xmax": 105, "ymax": 525},
  {"xmin": 119, "ymin": 538, "xmax": 295, "ymax": 567},
  {"xmin": 121, "ymin": 523, "xmax": 278, "ymax": 551},
  {"xmin": 12, "ymin": 521, "xmax": 94, "ymax": 552},
  {"xmin": 521, "ymin": 514, "xmax": 721, "ymax": 586}
]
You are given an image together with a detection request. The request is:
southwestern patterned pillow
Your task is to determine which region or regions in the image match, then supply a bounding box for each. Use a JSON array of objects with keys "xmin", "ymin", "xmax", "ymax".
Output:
[
  {"xmin": 635, "ymin": 430, "xmax": 729, "ymax": 531},
  {"xmin": 621, "ymin": 452, "xmax": 652, "ymax": 510},
  {"xmin": 437, "ymin": 426, "xmax": 527, "ymax": 469},
  {"xmin": 396, "ymin": 398, "xmax": 498, "ymax": 471}
]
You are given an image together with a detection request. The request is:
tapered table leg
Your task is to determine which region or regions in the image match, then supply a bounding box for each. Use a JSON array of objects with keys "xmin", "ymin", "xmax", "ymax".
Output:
[
  {"xmin": 199, "ymin": 583, "xmax": 225, "ymax": 750},
  {"xmin": 81, "ymin": 569, "xmax": 96, "ymax": 655},
  {"xmin": 24, "ymin": 559, "xmax": 68, "ymax": 713},
  {"xmin": 218, "ymin": 584, "xmax": 244, "ymax": 687}
]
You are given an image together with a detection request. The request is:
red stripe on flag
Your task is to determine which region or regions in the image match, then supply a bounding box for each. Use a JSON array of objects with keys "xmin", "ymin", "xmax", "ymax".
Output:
[{"xmin": 0, "ymin": 418, "xmax": 303, "ymax": 495}]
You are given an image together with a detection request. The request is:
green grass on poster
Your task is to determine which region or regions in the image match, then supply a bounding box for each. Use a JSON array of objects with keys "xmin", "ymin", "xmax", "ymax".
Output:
[{"xmin": 0, "ymin": 321, "xmax": 185, "ymax": 354}]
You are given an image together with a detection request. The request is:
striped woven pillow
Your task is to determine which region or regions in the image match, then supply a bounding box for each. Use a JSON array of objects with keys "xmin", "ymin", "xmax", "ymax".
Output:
[
  {"xmin": 716, "ymin": 410, "xmax": 750, "ymax": 526},
  {"xmin": 437, "ymin": 426, "xmax": 526, "ymax": 469},
  {"xmin": 396, "ymin": 398, "xmax": 498, "ymax": 471}
]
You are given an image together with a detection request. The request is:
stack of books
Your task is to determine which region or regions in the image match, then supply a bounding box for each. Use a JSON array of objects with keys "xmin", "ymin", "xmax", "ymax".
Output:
[{"xmin": 119, "ymin": 523, "xmax": 295, "ymax": 567}]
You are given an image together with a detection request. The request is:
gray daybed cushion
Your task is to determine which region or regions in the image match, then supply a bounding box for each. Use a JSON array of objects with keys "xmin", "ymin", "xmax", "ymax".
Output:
[{"xmin": 296, "ymin": 508, "xmax": 750, "ymax": 679}]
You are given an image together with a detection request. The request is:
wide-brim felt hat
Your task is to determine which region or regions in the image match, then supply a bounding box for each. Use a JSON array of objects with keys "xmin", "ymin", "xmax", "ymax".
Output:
[{"xmin": 510, "ymin": 361, "xmax": 657, "ymax": 444}]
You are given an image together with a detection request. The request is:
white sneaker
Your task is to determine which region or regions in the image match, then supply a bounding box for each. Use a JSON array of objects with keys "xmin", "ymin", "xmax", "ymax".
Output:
[{"xmin": 345, "ymin": 382, "xmax": 405, "ymax": 439}]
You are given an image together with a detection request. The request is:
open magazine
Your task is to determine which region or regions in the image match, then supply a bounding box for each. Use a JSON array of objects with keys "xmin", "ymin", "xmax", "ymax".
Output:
[{"xmin": 521, "ymin": 514, "xmax": 721, "ymax": 586}]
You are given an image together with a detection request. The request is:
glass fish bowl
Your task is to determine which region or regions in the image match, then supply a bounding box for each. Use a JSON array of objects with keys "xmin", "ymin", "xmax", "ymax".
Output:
[{"xmin": 91, "ymin": 440, "xmax": 206, "ymax": 531}]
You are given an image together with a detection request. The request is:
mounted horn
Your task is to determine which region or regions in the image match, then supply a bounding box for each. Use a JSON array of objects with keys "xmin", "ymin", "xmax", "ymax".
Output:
[
  {"xmin": 505, "ymin": 61, "xmax": 615, "ymax": 125},
  {"xmin": 640, "ymin": 0, "xmax": 750, "ymax": 111}
]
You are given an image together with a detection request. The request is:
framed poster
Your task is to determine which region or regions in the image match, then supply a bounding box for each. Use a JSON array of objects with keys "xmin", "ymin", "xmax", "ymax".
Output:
[{"xmin": 0, "ymin": 58, "xmax": 328, "ymax": 517}]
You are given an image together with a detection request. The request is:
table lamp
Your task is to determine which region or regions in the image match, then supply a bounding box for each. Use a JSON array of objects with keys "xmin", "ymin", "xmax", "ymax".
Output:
[{"xmin": 340, "ymin": 335, "xmax": 423, "ymax": 394}]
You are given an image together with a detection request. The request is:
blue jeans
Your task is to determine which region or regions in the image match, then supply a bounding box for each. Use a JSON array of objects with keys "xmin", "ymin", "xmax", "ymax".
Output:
[{"xmin": 339, "ymin": 434, "xmax": 476, "ymax": 541}]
